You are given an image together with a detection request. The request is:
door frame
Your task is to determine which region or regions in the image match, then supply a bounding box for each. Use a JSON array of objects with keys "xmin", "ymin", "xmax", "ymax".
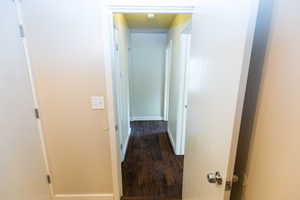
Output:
[
  {"xmin": 176, "ymin": 23, "xmax": 192, "ymax": 155},
  {"xmin": 102, "ymin": 1, "xmax": 196, "ymax": 199},
  {"xmin": 163, "ymin": 40, "xmax": 173, "ymax": 121},
  {"xmin": 112, "ymin": 21, "xmax": 126, "ymax": 160}
]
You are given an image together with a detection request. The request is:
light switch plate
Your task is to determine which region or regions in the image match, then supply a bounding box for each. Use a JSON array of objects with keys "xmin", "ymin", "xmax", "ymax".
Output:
[{"xmin": 91, "ymin": 96, "xmax": 105, "ymax": 110}]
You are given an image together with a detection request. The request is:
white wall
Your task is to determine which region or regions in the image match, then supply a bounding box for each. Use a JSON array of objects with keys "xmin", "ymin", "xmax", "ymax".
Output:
[
  {"xmin": 167, "ymin": 15, "xmax": 192, "ymax": 153},
  {"xmin": 237, "ymin": 0, "xmax": 300, "ymax": 199},
  {"xmin": 113, "ymin": 14, "xmax": 131, "ymax": 160},
  {"xmin": 129, "ymin": 32, "xmax": 167, "ymax": 120}
]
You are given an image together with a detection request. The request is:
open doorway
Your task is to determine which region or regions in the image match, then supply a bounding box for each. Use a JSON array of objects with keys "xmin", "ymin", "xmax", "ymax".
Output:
[{"xmin": 112, "ymin": 13, "xmax": 192, "ymax": 199}]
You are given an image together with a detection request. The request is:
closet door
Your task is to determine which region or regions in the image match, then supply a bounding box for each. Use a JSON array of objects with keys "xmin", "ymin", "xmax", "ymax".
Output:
[{"xmin": 0, "ymin": 1, "xmax": 50, "ymax": 200}]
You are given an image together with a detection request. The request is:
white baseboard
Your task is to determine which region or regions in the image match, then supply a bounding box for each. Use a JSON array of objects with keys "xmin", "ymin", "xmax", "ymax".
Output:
[
  {"xmin": 122, "ymin": 129, "xmax": 131, "ymax": 161},
  {"xmin": 167, "ymin": 128, "xmax": 176, "ymax": 154},
  {"xmin": 130, "ymin": 116, "xmax": 163, "ymax": 121},
  {"xmin": 130, "ymin": 28, "xmax": 169, "ymax": 33},
  {"xmin": 128, "ymin": 127, "xmax": 132, "ymax": 137},
  {"xmin": 53, "ymin": 194, "xmax": 113, "ymax": 200}
]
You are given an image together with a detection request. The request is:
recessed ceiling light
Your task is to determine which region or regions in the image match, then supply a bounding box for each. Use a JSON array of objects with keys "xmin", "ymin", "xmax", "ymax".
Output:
[{"xmin": 147, "ymin": 14, "xmax": 155, "ymax": 19}]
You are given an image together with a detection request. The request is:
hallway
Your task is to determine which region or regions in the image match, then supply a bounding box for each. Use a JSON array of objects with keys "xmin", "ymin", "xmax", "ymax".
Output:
[{"xmin": 122, "ymin": 121, "xmax": 184, "ymax": 200}]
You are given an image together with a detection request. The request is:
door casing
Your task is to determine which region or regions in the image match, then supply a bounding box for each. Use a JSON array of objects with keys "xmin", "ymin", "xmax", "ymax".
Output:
[
  {"xmin": 102, "ymin": 1, "xmax": 259, "ymax": 200},
  {"xmin": 176, "ymin": 27, "xmax": 192, "ymax": 155},
  {"xmin": 102, "ymin": 2, "xmax": 195, "ymax": 199},
  {"xmin": 163, "ymin": 40, "xmax": 173, "ymax": 121}
]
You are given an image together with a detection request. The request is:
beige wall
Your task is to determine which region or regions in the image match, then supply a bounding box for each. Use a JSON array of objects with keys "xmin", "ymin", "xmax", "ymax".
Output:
[
  {"xmin": 21, "ymin": 0, "xmax": 113, "ymax": 195},
  {"xmin": 233, "ymin": 0, "xmax": 300, "ymax": 199}
]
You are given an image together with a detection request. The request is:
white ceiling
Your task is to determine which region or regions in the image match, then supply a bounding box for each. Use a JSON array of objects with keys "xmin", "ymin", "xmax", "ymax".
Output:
[{"xmin": 124, "ymin": 13, "xmax": 176, "ymax": 29}]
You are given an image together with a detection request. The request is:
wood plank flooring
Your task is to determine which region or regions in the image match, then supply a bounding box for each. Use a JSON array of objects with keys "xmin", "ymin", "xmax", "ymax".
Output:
[{"xmin": 121, "ymin": 121, "xmax": 184, "ymax": 200}]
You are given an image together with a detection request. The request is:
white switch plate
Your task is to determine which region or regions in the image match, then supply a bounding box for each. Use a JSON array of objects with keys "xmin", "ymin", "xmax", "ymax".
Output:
[{"xmin": 91, "ymin": 96, "xmax": 105, "ymax": 110}]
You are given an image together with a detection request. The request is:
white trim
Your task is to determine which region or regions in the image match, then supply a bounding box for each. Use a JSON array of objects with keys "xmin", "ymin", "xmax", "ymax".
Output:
[
  {"xmin": 163, "ymin": 40, "xmax": 173, "ymax": 121},
  {"xmin": 167, "ymin": 128, "xmax": 176, "ymax": 154},
  {"xmin": 103, "ymin": 2, "xmax": 196, "ymax": 199},
  {"xmin": 53, "ymin": 194, "xmax": 113, "ymax": 200},
  {"xmin": 176, "ymin": 28, "xmax": 192, "ymax": 156},
  {"xmin": 107, "ymin": 1, "xmax": 196, "ymax": 14},
  {"xmin": 130, "ymin": 28, "xmax": 169, "ymax": 33},
  {"xmin": 102, "ymin": 4, "xmax": 123, "ymax": 200},
  {"xmin": 112, "ymin": 21, "xmax": 125, "ymax": 164},
  {"xmin": 122, "ymin": 128, "xmax": 131, "ymax": 161},
  {"xmin": 130, "ymin": 116, "xmax": 163, "ymax": 121}
]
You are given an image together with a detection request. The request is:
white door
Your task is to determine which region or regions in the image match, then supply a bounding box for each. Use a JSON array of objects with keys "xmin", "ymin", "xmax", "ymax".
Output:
[
  {"xmin": 182, "ymin": 0, "xmax": 260, "ymax": 199},
  {"xmin": 0, "ymin": 1, "xmax": 50, "ymax": 200}
]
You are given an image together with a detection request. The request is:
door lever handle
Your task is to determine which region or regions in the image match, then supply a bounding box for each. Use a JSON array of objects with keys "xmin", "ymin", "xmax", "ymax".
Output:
[{"xmin": 207, "ymin": 171, "xmax": 223, "ymax": 185}]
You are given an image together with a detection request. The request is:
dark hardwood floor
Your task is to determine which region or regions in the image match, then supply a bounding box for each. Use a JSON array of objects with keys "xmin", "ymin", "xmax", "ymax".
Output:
[{"xmin": 121, "ymin": 121, "xmax": 184, "ymax": 200}]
